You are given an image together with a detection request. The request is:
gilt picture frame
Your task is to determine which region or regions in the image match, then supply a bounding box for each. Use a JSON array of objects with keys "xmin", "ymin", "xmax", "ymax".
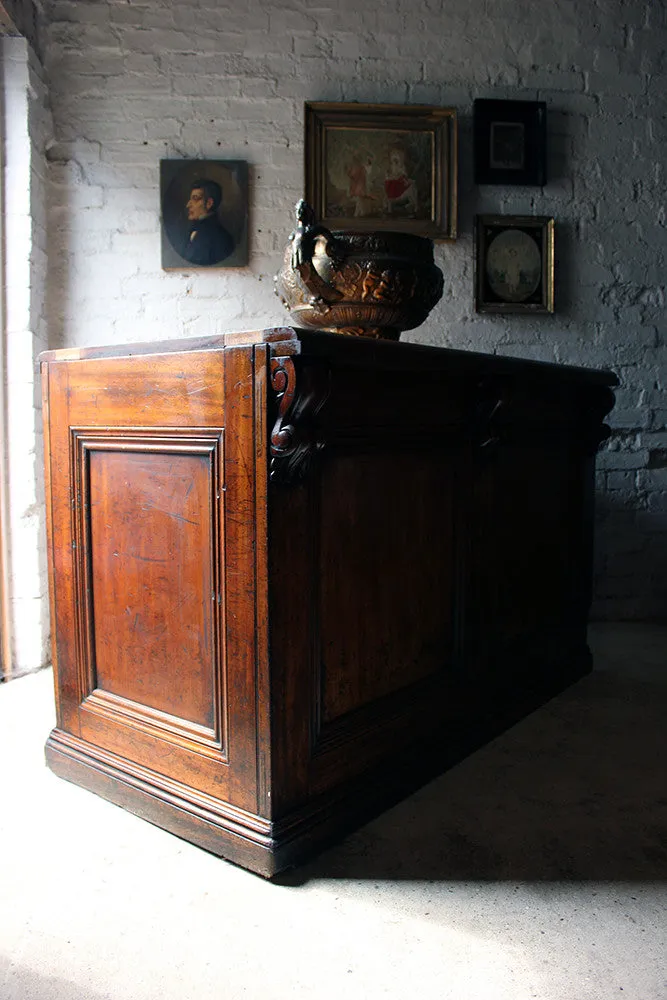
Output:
[
  {"xmin": 304, "ymin": 102, "xmax": 458, "ymax": 240},
  {"xmin": 475, "ymin": 215, "xmax": 555, "ymax": 314},
  {"xmin": 473, "ymin": 99, "xmax": 547, "ymax": 186},
  {"xmin": 160, "ymin": 159, "xmax": 249, "ymax": 269}
]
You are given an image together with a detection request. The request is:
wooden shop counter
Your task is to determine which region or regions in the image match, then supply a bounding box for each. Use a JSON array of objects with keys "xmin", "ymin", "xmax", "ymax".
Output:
[{"xmin": 41, "ymin": 328, "xmax": 616, "ymax": 876}]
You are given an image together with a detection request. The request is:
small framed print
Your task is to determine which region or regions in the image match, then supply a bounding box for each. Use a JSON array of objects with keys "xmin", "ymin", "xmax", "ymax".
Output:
[
  {"xmin": 160, "ymin": 159, "xmax": 248, "ymax": 269},
  {"xmin": 473, "ymin": 99, "xmax": 546, "ymax": 186},
  {"xmin": 475, "ymin": 215, "xmax": 554, "ymax": 314}
]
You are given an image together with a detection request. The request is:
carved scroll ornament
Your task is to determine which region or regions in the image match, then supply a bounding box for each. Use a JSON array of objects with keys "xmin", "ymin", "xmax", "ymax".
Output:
[{"xmin": 269, "ymin": 356, "xmax": 330, "ymax": 485}]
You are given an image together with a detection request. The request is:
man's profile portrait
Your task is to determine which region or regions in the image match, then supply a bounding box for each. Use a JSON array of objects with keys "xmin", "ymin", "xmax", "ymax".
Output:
[
  {"xmin": 183, "ymin": 178, "xmax": 233, "ymax": 265},
  {"xmin": 161, "ymin": 160, "xmax": 249, "ymax": 270}
]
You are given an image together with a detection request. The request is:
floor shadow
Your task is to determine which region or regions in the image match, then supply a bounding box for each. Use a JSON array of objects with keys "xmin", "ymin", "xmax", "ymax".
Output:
[
  {"xmin": 0, "ymin": 957, "xmax": 112, "ymax": 1000},
  {"xmin": 278, "ymin": 667, "xmax": 667, "ymax": 884}
]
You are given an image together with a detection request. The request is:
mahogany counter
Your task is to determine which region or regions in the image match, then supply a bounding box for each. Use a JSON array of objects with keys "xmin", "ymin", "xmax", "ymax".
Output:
[{"xmin": 40, "ymin": 328, "xmax": 616, "ymax": 876}]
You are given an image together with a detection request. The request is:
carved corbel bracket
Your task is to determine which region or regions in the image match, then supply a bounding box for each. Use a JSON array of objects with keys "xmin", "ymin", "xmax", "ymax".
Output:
[{"xmin": 269, "ymin": 355, "xmax": 330, "ymax": 485}]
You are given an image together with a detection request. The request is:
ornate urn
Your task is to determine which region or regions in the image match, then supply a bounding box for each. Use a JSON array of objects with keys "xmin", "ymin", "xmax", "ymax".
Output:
[{"xmin": 274, "ymin": 201, "xmax": 444, "ymax": 340}]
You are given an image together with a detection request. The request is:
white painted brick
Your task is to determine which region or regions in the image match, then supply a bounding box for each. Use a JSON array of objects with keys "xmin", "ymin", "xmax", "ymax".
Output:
[
  {"xmin": 643, "ymin": 431, "xmax": 667, "ymax": 454},
  {"xmin": 99, "ymin": 140, "xmax": 161, "ymax": 167},
  {"xmin": 293, "ymin": 35, "xmax": 328, "ymax": 58},
  {"xmin": 526, "ymin": 70, "xmax": 587, "ymax": 91},
  {"xmin": 597, "ymin": 450, "xmax": 650, "ymax": 471},
  {"xmin": 118, "ymin": 210, "xmax": 161, "ymax": 235},
  {"xmin": 607, "ymin": 471, "xmax": 637, "ymax": 491},
  {"xmin": 64, "ymin": 183, "xmax": 106, "ymax": 209},
  {"xmin": 49, "ymin": 49, "xmax": 125, "ymax": 77},
  {"xmin": 171, "ymin": 75, "xmax": 243, "ymax": 99},
  {"xmin": 332, "ymin": 34, "xmax": 363, "ymax": 60},
  {"xmin": 73, "ymin": 249, "xmax": 141, "ymax": 283},
  {"xmin": 143, "ymin": 119, "xmax": 184, "ymax": 143},
  {"xmin": 69, "ymin": 271, "xmax": 124, "ymax": 304},
  {"xmin": 114, "ymin": 26, "xmax": 214, "ymax": 55},
  {"xmin": 588, "ymin": 71, "xmax": 647, "ymax": 96},
  {"xmin": 108, "ymin": 4, "xmax": 171, "ymax": 29},
  {"xmin": 86, "ymin": 73, "xmax": 170, "ymax": 99},
  {"xmin": 608, "ymin": 408, "xmax": 652, "ymax": 430},
  {"xmin": 51, "ymin": 1, "xmax": 110, "ymax": 26},
  {"xmin": 638, "ymin": 468, "xmax": 667, "ymax": 490},
  {"xmin": 596, "ymin": 324, "xmax": 657, "ymax": 348},
  {"xmin": 48, "ymin": 22, "xmax": 118, "ymax": 52},
  {"xmin": 111, "ymin": 230, "xmax": 160, "ymax": 257},
  {"xmin": 77, "ymin": 162, "xmax": 157, "ymax": 189},
  {"xmin": 122, "ymin": 273, "xmax": 190, "ymax": 299},
  {"xmin": 549, "ymin": 93, "xmax": 600, "ymax": 116}
]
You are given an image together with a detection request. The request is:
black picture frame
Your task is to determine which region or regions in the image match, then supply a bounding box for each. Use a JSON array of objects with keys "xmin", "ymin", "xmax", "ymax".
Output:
[
  {"xmin": 473, "ymin": 99, "xmax": 546, "ymax": 186},
  {"xmin": 475, "ymin": 214, "xmax": 554, "ymax": 314},
  {"xmin": 160, "ymin": 159, "xmax": 249, "ymax": 269}
]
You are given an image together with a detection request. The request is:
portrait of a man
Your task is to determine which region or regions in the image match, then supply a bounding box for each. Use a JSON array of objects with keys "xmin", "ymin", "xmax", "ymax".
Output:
[{"xmin": 160, "ymin": 160, "xmax": 249, "ymax": 269}]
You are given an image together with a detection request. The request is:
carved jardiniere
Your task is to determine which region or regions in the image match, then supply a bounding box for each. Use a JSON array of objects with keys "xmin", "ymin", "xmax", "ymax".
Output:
[{"xmin": 274, "ymin": 201, "xmax": 444, "ymax": 341}]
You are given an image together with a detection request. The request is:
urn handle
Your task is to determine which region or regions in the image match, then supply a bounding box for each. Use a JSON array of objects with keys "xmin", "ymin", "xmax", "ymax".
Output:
[{"xmin": 289, "ymin": 200, "xmax": 345, "ymax": 305}]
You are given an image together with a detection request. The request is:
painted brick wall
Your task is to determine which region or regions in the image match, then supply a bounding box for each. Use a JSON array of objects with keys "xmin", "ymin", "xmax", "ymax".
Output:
[
  {"xmin": 2, "ymin": 35, "xmax": 52, "ymax": 673},
  {"xmin": 42, "ymin": 0, "xmax": 666, "ymax": 620}
]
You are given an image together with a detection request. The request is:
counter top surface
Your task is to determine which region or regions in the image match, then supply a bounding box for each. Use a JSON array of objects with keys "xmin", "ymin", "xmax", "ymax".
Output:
[{"xmin": 39, "ymin": 326, "xmax": 618, "ymax": 386}]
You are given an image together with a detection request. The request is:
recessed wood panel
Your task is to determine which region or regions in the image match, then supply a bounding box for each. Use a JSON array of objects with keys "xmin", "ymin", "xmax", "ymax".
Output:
[
  {"xmin": 85, "ymin": 444, "xmax": 219, "ymax": 734},
  {"xmin": 318, "ymin": 451, "xmax": 455, "ymax": 725}
]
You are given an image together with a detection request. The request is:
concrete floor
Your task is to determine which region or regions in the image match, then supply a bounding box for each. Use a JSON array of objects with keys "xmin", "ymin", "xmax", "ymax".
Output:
[{"xmin": 1, "ymin": 623, "xmax": 666, "ymax": 1000}]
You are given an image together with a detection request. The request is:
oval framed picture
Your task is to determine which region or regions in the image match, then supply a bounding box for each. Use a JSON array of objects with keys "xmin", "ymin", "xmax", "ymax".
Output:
[{"xmin": 475, "ymin": 215, "xmax": 554, "ymax": 313}]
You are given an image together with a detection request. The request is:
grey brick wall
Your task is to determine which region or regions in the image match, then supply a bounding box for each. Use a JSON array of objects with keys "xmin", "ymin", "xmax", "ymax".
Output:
[
  {"xmin": 2, "ymin": 35, "xmax": 52, "ymax": 672},
  {"xmin": 41, "ymin": 0, "xmax": 667, "ymax": 621}
]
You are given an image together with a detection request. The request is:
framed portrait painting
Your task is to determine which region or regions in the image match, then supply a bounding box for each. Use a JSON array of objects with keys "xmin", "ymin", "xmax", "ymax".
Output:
[
  {"xmin": 473, "ymin": 99, "xmax": 547, "ymax": 186},
  {"xmin": 304, "ymin": 102, "xmax": 458, "ymax": 240},
  {"xmin": 160, "ymin": 159, "xmax": 249, "ymax": 269},
  {"xmin": 475, "ymin": 215, "xmax": 554, "ymax": 314}
]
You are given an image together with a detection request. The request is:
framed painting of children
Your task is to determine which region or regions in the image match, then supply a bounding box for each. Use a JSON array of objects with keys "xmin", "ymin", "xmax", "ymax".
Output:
[{"xmin": 304, "ymin": 102, "xmax": 458, "ymax": 241}]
